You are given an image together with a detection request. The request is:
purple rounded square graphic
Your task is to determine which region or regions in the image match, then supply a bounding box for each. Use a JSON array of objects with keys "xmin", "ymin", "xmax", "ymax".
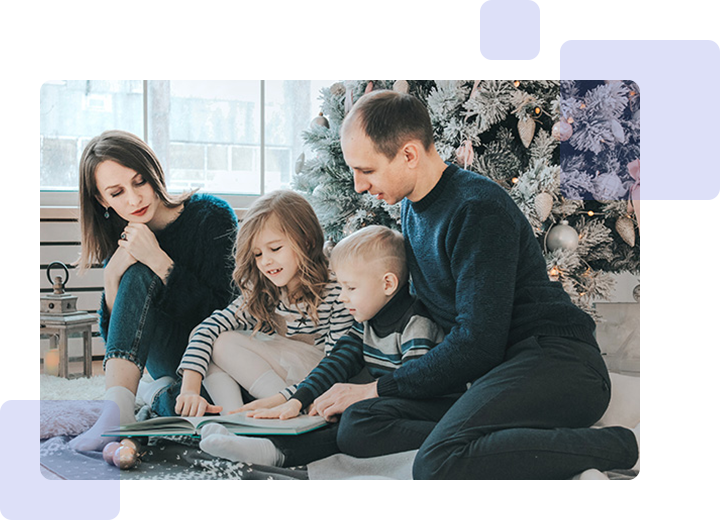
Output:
[{"xmin": 481, "ymin": 0, "xmax": 540, "ymax": 60}]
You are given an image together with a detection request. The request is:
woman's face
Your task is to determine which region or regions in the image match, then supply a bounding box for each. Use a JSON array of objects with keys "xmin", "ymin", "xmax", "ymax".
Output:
[{"xmin": 94, "ymin": 160, "xmax": 163, "ymax": 228}]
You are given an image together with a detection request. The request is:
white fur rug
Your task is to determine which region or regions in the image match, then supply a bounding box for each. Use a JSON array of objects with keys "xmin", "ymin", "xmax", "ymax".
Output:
[{"xmin": 40, "ymin": 374, "xmax": 107, "ymax": 401}]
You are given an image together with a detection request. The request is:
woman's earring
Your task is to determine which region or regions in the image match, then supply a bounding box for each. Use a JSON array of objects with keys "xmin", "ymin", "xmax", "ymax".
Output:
[{"xmin": 104, "ymin": 208, "xmax": 110, "ymax": 219}]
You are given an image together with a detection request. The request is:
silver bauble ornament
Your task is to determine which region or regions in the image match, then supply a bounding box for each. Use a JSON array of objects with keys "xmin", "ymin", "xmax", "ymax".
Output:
[
  {"xmin": 311, "ymin": 112, "xmax": 330, "ymax": 128},
  {"xmin": 330, "ymin": 82, "xmax": 346, "ymax": 97},
  {"xmin": 545, "ymin": 220, "xmax": 579, "ymax": 251},
  {"xmin": 633, "ymin": 284, "xmax": 640, "ymax": 302}
]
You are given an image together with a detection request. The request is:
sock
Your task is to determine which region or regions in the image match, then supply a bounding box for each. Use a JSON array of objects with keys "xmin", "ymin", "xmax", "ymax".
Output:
[
  {"xmin": 198, "ymin": 423, "xmax": 285, "ymax": 466},
  {"xmin": 68, "ymin": 386, "xmax": 137, "ymax": 452},
  {"xmin": 137, "ymin": 375, "xmax": 175, "ymax": 407},
  {"xmin": 248, "ymin": 370, "xmax": 287, "ymax": 399},
  {"xmin": 572, "ymin": 469, "xmax": 610, "ymax": 480},
  {"xmin": 202, "ymin": 367, "xmax": 244, "ymax": 415}
]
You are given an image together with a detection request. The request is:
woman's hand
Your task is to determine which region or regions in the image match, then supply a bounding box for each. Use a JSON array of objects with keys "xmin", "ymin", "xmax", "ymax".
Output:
[
  {"xmin": 311, "ymin": 382, "xmax": 378, "ymax": 422},
  {"xmin": 246, "ymin": 399, "xmax": 303, "ymax": 420},
  {"xmin": 103, "ymin": 247, "xmax": 138, "ymax": 312},
  {"xmin": 175, "ymin": 392, "xmax": 222, "ymax": 417},
  {"xmin": 118, "ymin": 223, "xmax": 174, "ymax": 282}
]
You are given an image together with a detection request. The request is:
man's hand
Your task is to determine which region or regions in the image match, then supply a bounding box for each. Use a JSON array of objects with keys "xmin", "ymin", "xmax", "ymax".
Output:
[{"xmin": 311, "ymin": 381, "xmax": 378, "ymax": 422}]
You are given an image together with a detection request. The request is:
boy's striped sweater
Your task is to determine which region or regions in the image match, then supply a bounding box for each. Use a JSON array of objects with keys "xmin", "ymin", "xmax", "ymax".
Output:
[{"xmin": 290, "ymin": 283, "xmax": 448, "ymax": 409}]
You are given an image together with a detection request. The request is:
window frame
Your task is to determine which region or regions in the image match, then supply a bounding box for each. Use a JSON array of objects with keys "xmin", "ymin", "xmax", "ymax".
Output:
[{"xmin": 39, "ymin": 80, "xmax": 281, "ymax": 210}]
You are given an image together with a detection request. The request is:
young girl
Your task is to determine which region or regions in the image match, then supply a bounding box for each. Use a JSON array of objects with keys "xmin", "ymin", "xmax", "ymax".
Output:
[{"xmin": 174, "ymin": 190, "xmax": 354, "ymax": 423}]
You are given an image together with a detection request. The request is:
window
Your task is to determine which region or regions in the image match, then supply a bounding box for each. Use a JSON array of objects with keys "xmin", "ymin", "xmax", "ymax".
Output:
[{"xmin": 40, "ymin": 80, "xmax": 335, "ymax": 206}]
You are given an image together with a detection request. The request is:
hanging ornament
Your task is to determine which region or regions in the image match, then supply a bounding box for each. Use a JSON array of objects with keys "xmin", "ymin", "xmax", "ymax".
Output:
[
  {"xmin": 455, "ymin": 139, "xmax": 474, "ymax": 169},
  {"xmin": 551, "ymin": 119, "xmax": 573, "ymax": 141},
  {"xmin": 344, "ymin": 80, "xmax": 358, "ymax": 114},
  {"xmin": 393, "ymin": 80, "xmax": 410, "ymax": 94},
  {"xmin": 295, "ymin": 152, "xmax": 305, "ymax": 175},
  {"xmin": 611, "ymin": 119, "xmax": 626, "ymax": 143},
  {"xmin": 633, "ymin": 284, "xmax": 640, "ymax": 302},
  {"xmin": 615, "ymin": 216, "xmax": 636, "ymax": 247},
  {"xmin": 545, "ymin": 220, "xmax": 579, "ymax": 251},
  {"xmin": 534, "ymin": 192, "xmax": 553, "ymax": 221},
  {"xmin": 627, "ymin": 159, "xmax": 640, "ymax": 230},
  {"xmin": 517, "ymin": 117, "xmax": 536, "ymax": 148},
  {"xmin": 330, "ymin": 82, "xmax": 346, "ymax": 97},
  {"xmin": 592, "ymin": 171, "xmax": 626, "ymax": 201},
  {"xmin": 311, "ymin": 112, "xmax": 330, "ymax": 128}
]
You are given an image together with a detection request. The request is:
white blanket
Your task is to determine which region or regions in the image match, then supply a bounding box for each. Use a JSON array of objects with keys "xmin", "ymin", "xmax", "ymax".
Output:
[{"xmin": 308, "ymin": 450, "xmax": 417, "ymax": 480}]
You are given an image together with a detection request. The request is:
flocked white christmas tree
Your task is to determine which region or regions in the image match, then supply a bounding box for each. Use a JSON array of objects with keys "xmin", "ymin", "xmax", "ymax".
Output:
[{"xmin": 294, "ymin": 80, "xmax": 640, "ymax": 315}]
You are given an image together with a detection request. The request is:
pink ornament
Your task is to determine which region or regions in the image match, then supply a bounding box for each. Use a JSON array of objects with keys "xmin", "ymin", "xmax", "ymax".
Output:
[
  {"xmin": 455, "ymin": 140, "xmax": 474, "ymax": 169},
  {"xmin": 627, "ymin": 159, "xmax": 640, "ymax": 230},
  {"xmin": 112, "ymin": 445, "xmax": 138, "ymax": 470},
  {"xmin": 102, "ymin": 441, "xmax": 121, "ymax": 465},
  {"xmin": 552, "ymin": 119, "xmax": 573, "ymax": 141},
  {"xmin": 120, "ymin": 438, "xmax": 142, "ymax": 452}
]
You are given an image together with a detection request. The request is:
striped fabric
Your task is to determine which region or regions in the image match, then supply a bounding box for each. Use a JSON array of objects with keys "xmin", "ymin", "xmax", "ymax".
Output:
[
  {"xmin": 177, "ymin": 282, "xmax": 354, "ymax": 385},
  {"xmin": 291, "ymin": 285, "xmax": 446, "ymax": 408}
]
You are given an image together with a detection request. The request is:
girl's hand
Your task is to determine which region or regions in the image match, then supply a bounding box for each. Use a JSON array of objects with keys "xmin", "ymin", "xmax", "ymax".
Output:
[
  {"xmin": 118, "ymin": 223, "xmax": 174, "ymax": 282},
  {"xmin": 175, "ymin": 392, "xmax": 222, "ymax": 417},
  {"xmin": 246, "ymin": 399, "xmax": 303, "ymax": 420},
  {"xmin": 231, "ymin": 393, "xmax": 286, "ymax": 415}
]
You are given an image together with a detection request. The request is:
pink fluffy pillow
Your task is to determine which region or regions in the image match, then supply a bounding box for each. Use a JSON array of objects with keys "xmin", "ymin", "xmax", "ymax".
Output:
[{"xmin": 40, "ymin": 400, "xmax": 104, "ymax": 439}]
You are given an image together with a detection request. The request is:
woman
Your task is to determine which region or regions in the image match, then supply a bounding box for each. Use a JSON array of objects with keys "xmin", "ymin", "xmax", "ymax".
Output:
[{"xmin": 69, "ymin": 130, "xmax": 238, "ymax": 451}]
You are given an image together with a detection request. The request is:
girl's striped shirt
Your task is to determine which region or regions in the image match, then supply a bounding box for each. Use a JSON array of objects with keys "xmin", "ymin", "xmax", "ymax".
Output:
[{"xmin": 177, "ymin": 281, "xmax": 354, "ymax": 399}]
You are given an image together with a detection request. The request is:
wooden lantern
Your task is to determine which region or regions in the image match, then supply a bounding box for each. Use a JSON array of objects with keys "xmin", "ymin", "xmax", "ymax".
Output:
[{"xmin": 40, "ymin": 262, "xmax": 97, "ymax": 378}]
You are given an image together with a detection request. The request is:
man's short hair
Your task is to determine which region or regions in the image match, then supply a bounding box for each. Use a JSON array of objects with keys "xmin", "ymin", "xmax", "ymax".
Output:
[
  {"xmin": 342, "ymin": 90, "xmax": 434, "ymax": 160},
  {"xmin": 330, "ymin": 225, "xmax": 408, "ymax": 285}
]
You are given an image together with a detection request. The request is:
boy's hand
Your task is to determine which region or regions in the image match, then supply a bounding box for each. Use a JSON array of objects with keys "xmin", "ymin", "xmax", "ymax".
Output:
[
  {"xmin": 246, "ymin": 399, "xmax": 303, "ymax": 420},
  {"xmin": 175, "ymin": 392, "xmax": 222, "ymax": 417}
]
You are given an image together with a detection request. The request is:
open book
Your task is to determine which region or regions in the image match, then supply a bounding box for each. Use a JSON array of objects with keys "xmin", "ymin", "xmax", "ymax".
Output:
[{"xmin": 102, "ymin": 412, "xmax": 328, "ymax": 437}]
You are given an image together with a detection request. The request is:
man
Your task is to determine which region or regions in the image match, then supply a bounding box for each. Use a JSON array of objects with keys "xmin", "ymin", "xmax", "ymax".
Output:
[{"xmin": 329, "ymin": 89, "xmax": 639, "ymax": 479}]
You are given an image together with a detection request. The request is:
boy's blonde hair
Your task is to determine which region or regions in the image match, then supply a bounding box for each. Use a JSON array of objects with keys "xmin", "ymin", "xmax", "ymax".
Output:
[
  {"xmin": 330, "ymin": 225, "xmax": 408, "ymax": 285},
  {"xmin": 233, "ymin": 190, "xmax": 329, "ymax": 334}
]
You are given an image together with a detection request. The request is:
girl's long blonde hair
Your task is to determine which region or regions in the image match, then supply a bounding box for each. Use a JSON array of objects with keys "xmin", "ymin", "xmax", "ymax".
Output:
[{"xmin": 234, "ymin": 190, "xmax": 329, "ymax": 334}]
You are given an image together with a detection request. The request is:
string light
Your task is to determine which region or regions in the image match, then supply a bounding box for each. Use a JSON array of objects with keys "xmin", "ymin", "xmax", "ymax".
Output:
[
  {"xmin": 514, "ymin": 80, "xmax": 520, "ymax": 87},
  {"xmin": 511, "ymin": 177, "xmax": 519, "ymax": 184},
  {"xmin": 534, "ymin": 107, "xmax": 541, "ymax": 116}
]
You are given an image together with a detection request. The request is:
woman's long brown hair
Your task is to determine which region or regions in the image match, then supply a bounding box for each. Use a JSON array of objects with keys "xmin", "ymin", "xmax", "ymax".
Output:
[{"xmin": 77, "ymin": 130, "xmax": 193, "ymax": 270}]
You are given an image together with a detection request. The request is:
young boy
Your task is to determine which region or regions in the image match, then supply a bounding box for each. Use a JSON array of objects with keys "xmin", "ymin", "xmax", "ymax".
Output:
[{"xmin": 198, "ymin": 225, "xmax": 449, "ymax": 466}]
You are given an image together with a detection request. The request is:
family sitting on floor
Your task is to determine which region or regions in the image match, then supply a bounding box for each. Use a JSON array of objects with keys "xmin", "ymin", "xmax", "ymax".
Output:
[{"xmin": 69, "ymin": 90, "xmax": 639, "ymax": 479}]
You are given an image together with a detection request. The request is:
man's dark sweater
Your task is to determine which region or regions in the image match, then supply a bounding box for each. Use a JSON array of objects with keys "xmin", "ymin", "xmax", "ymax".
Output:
[{"xmin": 376, "ymin": 163, "xmax": 599, "ymax": 399}]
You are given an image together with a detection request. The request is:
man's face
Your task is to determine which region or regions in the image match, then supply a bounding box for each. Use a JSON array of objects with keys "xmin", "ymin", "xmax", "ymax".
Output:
[{"xmin": 341, "ymin": 121, "xmax": 415, "ymax": 206}]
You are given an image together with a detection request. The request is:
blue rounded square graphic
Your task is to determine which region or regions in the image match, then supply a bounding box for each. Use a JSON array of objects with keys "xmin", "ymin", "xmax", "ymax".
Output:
[{"xmin": 481, "ymin": 0, "xmax": 540, "ymax": 60}]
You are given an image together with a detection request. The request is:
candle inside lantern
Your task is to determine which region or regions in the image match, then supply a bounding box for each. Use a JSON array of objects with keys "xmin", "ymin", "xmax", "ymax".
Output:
[{"xmin": 45, "ymin": 348, "xmax": 59, "ymax": 376}]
